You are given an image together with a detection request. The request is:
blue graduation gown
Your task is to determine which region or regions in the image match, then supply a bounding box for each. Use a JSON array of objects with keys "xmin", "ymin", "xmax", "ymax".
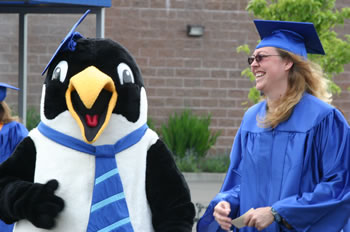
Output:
[
  {"xmin": 0, "ymin": 121, "xmax": 28, "ymax": 163},
  {"xmin": 0, "ymin": 121, "xmax": 28, "ymax": 232},
  {"xmin": 197, "ymin": 93, "xmax": 350, "ymax": 232}
]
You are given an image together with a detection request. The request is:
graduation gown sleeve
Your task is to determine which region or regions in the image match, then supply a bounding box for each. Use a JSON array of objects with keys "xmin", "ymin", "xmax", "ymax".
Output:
[
  {"xmin": 0, "ymin": 121, "xmax": 28, "ymax": 163},
  {"xmin": 272, "ymin": 109, "xmax": 350, "ymax": 232}
]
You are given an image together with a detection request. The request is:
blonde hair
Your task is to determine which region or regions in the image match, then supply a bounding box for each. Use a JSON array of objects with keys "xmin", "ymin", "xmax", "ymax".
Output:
[
  {"xmin": 0, "ymin": 101, "xmax": 19, "ymax": 124},
  {"xmin": 259, "ymin": 48, "xmax": 332, "ymax": 128}
]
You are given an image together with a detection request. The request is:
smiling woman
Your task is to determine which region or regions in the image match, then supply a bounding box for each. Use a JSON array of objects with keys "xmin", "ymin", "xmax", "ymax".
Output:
[
  {"xmin": 197, "ymin": 20, "xmax": 350, "ymax": 232},
  {"xmin": 251, "ymin": 46, "xmax": 331, "ymax": 129},
  {"xmin": 250, "ymin": 46, "xmax": 292, "ymax": 108}
]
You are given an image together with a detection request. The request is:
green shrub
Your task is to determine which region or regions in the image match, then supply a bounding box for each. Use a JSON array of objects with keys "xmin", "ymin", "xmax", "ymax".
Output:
[
  {"xmin": 160, "ymin": 109, "xmax": 221, "ymax": 159},
  {"xmin": 175, "ymin": 153, "xmax": 230, "ymax": 173},
  {"xmin": 198, "ymin": 155, "xmax": 230, "ymax": 173},
  {"xmin": 26, "ymin": 107, "xmax": 40, "ymax": 131},
  {"xmin": 175, "ymin": 154, "xmax": 201, "ymax": 173}
]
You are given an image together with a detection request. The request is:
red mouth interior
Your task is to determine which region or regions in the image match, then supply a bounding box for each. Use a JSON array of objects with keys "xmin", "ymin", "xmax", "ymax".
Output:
[{"xmin": 85, "ymin": 114, "xmax": 99, "ymax": 127}]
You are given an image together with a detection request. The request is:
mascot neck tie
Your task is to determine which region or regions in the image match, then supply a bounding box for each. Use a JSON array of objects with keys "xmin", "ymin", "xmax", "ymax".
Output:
[{"xmin": 38, "ymin": 122, "xmax": 148, "ymax": 232}]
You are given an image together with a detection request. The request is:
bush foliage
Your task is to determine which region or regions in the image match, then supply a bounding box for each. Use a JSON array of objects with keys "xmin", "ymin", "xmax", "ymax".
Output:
[
  {"xmin": 26, "ymin": 107, "xmax": 40, "ymax": 131},
  {"xmin": 160, "ymin": 109, "xmax": 221, "ymax": 159},
  {"xmin": 175, "ymin": 154, "xmax": 230, "ymax": 173}
]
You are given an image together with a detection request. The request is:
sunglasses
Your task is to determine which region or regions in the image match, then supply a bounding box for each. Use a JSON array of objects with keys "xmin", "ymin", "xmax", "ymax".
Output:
[{"xmin": 247, "ymin": 54, "xmax": 281, "ymax": 65}]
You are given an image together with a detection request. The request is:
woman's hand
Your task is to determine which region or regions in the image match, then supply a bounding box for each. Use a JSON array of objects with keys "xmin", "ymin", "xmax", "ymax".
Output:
[
  {"xmin": 244, "ymin": 207, "xmax": 274, "ymax": 231},
  {"xmin": 213, "ymin": 201, "xmax": 232, "ymax": 231}
]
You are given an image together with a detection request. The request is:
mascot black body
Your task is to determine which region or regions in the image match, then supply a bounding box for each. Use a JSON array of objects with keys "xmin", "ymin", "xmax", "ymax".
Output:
[{"xmin": 0, "ymin": 11, "xmax": 195, "ymax": 232}]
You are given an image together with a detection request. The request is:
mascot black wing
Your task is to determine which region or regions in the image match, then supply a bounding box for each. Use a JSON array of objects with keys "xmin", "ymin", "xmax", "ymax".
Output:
[{"xmin": 0, "ymin": 10, "xmax": 195, "ymax": 232}]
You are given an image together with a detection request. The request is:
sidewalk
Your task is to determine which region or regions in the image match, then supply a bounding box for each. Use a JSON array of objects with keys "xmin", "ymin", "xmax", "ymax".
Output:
[{"xmin": 183, "ymin": 172, "xmax": 226, "ymax": 232}]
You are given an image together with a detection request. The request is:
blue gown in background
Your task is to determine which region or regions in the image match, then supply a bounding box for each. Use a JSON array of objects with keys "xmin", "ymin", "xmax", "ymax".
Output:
[
  {"xmin": 197, "ymin": 93, "xmax": 350, "ymax": 232},
  {"xmin": 0, "ymin": 121, "xmax": 28, "ymax": 232}
]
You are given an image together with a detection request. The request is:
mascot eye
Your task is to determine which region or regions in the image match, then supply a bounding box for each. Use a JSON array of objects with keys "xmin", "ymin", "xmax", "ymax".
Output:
[
  {"xmin": 52, "ymin": 60, "xmax": 68, "ymax": 83},
  {"xmin": 117, "ymin": 63, "xmax": 134, "ymax": 85}
]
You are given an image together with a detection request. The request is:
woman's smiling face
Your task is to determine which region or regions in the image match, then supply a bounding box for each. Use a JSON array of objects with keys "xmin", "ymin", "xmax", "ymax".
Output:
[{"xmin": 250, "ymin": 47, "xmax": 292, "ymax": 99}]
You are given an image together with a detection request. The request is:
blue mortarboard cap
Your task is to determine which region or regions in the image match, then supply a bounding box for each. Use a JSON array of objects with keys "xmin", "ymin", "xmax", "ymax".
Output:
[
  {"xmin": 254, "ymin": 20, "xmax": 325, "ymax": 58},
  {"xmin": 41, "ymin": 9, "xmax": 91, "ymax": 76},
  {"xmin": 0, "ymin": 83, "xmax": 19, "ymax": 102}
]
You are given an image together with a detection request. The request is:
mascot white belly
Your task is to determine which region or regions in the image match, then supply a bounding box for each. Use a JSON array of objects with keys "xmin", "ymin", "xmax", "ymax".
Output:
[{"xmin": 14, "ymin": 129, "xmax": 158, "ymax": 232}]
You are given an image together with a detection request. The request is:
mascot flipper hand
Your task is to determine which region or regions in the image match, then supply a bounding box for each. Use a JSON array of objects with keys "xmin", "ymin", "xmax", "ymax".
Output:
[{"xmin": 0, "ymin": 10, "xmax": 195, "ymax": 232}]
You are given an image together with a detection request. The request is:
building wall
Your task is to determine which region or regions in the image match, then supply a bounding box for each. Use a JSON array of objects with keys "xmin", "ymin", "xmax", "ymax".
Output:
[{"xmin": 0, "ymin": 0, "xmax": 349, "ymax": 155}]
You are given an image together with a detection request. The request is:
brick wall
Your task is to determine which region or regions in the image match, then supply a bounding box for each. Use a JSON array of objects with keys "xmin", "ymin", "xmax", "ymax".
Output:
[
  {"xmin": 105, "ymin": 0, "xmax": 350, "ymax": 154},
  {"xmin": 105, "ymin": 0, "xmax": 258, "ymax": 154},
  {"xmin": 0, "ymin": 12, "xmax": 96, "ymax": 114},
  {"xmin": 0, "ymin": 0, "xmax": 349, "ymax": 155}
]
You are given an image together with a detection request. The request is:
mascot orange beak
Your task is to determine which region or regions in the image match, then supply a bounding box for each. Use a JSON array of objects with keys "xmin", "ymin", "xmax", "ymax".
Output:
[{"xmin": 65, "ymin": 66, "xmax": 118, "ymax": 144}]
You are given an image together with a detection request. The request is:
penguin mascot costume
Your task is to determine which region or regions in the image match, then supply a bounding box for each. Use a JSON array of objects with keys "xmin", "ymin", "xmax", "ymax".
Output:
[{"xmin": 0, "ymin": 10, "xmax": 195, "ymax": 232}]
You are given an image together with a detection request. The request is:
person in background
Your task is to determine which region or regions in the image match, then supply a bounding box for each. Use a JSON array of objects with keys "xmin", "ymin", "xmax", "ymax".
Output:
[
  {"xmin": 197, "ymin": 20, "xmax": 350, "ymax": 232},
  {"xmin": 0, "ymin": 82, "xmax": 28, "ymax": 232}
]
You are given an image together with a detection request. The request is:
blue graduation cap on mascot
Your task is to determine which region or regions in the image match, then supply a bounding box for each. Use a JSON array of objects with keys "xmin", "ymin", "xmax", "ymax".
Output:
[
  {"xmin": 41, "ymin": 9, "xmax": 90, "ymax": 75},
  {"xmin": 0, "ymin": 83, "xmax": 19, "ymax": 102},
  {"xmin": 254, "ymin": 19, "xmax": 325, "ymax": 58}
]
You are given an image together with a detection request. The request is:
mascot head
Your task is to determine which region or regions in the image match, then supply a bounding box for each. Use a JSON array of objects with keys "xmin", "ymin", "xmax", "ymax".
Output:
[{"xmin": 40, "ymin": 10, "xmax": 147, "ymax": 144}]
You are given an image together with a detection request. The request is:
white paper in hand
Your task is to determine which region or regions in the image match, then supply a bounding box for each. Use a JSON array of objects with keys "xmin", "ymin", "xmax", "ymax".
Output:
[{"xmin": 231, "ymin": 208, "xmax": 254, "ymax": 229}]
